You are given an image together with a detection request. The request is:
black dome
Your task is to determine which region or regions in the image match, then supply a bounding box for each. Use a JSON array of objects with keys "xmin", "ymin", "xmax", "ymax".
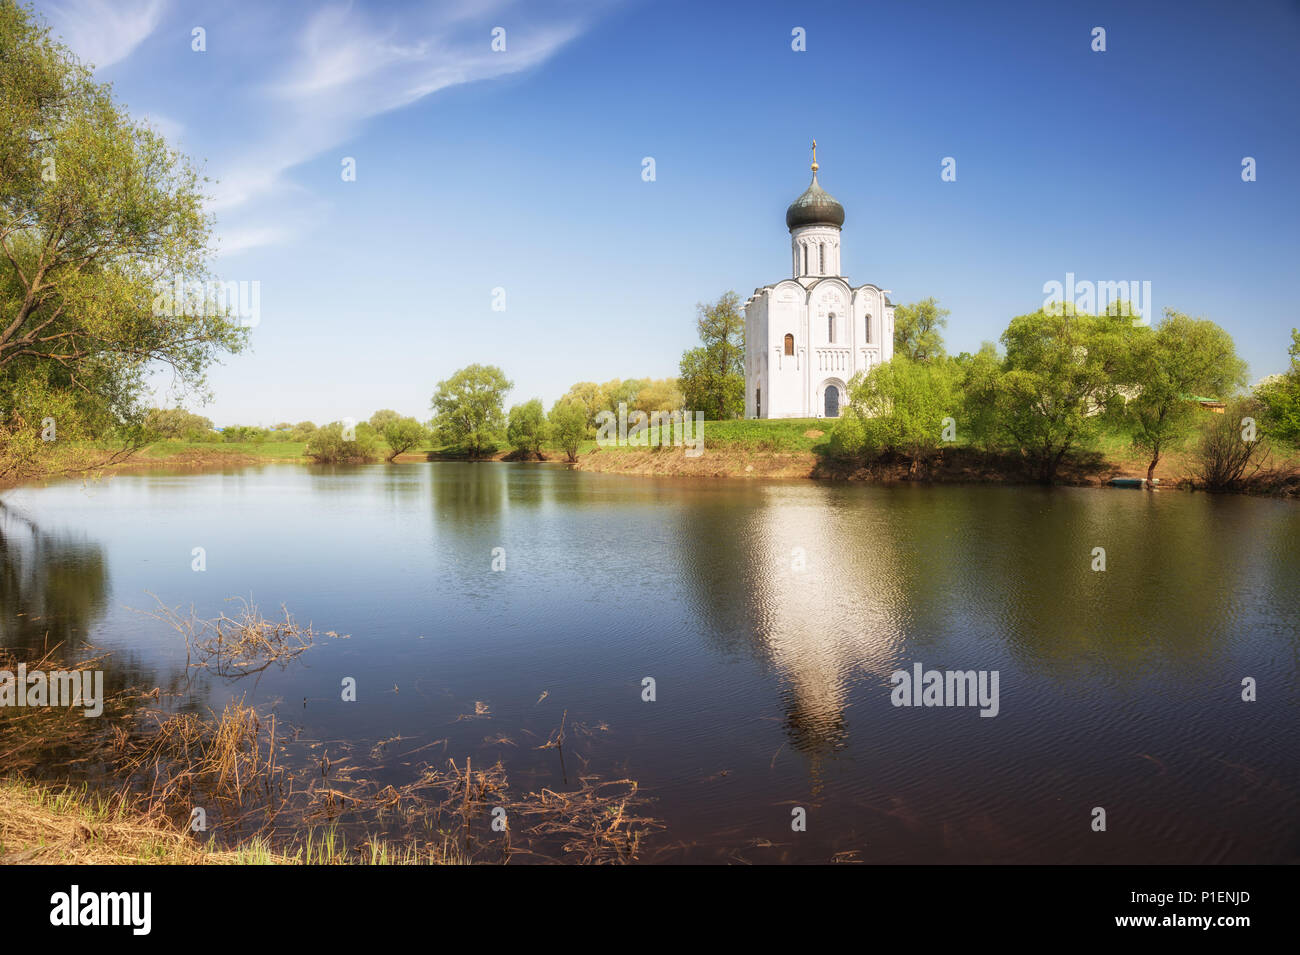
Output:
[{"xmin": 786, "ymin": 171, "xmax": 845, "ymax": 231}]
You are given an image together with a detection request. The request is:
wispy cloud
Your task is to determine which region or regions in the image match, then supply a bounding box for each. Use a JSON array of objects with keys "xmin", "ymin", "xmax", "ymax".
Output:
[
  {"xmin": 40, "ymin": 0, "xmax": 165, "ymax": 69},
  {"xmin": 207, "ymin": 1, "xmax": 592, "ymax": 250},
  {"xmin": 32, "ymin": 0, "xmax": 608, "ymax": 256}
]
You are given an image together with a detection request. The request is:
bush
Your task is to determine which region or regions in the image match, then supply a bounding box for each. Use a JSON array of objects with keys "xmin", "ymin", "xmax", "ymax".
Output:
[
  {"xmin": 304, "ymin": 422, "xmax": 380, "ymax": 463},
  {"xmin": 221, "ymin": 425, "xmax": 270, "ymax": 443},
  {"xmin": 1192, "ymin": 400, "xmax": 1270, "ymax": 491}
]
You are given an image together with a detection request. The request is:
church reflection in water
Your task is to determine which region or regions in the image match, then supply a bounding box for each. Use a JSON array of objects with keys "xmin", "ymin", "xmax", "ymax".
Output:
[{"xmin": 674, "ymin": 483, "xmax": 913, "ymax": 765}]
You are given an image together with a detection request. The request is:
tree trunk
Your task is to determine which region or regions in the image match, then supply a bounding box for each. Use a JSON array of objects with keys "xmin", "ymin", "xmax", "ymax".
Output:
[{"xmin": 1146, "ymin": 452, "xmax": 1159, "ymax": 484}]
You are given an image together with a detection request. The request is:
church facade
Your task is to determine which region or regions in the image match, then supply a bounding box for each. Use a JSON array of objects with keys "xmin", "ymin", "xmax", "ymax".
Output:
[{"xmin": 743, "ymin": 148, "xmax": 895, "ymax": 419}]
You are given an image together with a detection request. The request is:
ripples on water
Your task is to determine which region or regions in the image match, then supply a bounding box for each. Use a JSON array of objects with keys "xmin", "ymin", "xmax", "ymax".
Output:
[{"xmin": 2, "ymin": 464, "xmax": 1297, "ymax": 863}]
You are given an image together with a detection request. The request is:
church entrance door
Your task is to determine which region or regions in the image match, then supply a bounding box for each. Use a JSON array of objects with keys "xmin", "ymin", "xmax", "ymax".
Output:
[{"xmin": 824, "ymin": 387, "xmax": 839, "ymax": 417}]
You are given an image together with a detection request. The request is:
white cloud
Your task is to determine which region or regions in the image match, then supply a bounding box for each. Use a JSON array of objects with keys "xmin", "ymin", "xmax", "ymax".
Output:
[
  {"xmin": 206, "ymin": 1, "xmax": 593, "ymax": 251},
  {"xmin": 40, "ymin": 0, "xmax": 166, "ymax": 69}
]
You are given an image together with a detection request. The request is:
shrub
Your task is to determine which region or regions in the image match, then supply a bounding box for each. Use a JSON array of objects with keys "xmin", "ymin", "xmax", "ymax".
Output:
[
  {"xmin": 305, "ymin": 422, "xmax": 380, "ymax": 463},
  {"xmin": 1192, "ymin": 400, "xmax": 1270, "ymax": 491}
]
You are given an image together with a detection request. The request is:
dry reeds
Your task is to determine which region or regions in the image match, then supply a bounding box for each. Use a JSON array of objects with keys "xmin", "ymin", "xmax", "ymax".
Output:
[{"xmin": 141, "ymin": 594, "xmax": 347, "ymax": 679}]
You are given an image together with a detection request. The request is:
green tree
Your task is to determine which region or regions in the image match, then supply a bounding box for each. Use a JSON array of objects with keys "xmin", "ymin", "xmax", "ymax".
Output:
[
  {"xmin": 678, "ymin": 291, "xmax": 744, "ymax": 420},
  {"xmin": 1255, "ymin": 328, "xmax": 1300, "ymax": 445},
  {"xmin": 0, "ymin": 3, "xmax": 245, "ymax": 479},
  {"xmin": 144, "ymin": 407, "xmax": 214, "ymax": 441},
  {"xmin": 831, "ymin": 355, "xmax": 962, "ymax": 473},
  {"xmin": 368, "ymin": 409, "xmax": 401, "ymax": 432},
  {"xmin": 305, "ymin": 421, "xmax": 380, "ymax": 463},
  {"xmin": 381, "ymin": 416, "xmax": 428, "ymax": 462},
  {"xmin": 430, "ymin": 363, "xmax": 512, "ymax": 458},
  {"xmin": 1121, "ymin": 310, "xmax": 1246, "ymax": 481},
  {"xmin": 893, "ymin": 297, "xmax": 950, "ymax": 362},
  {"xmin": 993, "ymin": 307, "xmax": 1129, "ymax": 483},
  {"xmin": 289, "ymin": 420, "xmax": 317, "ymax": 442},
  {"xmin": 505, "ymin": 398, "xmax": 548, "ymax": 456},
  {"xmin": 549, "ymin": 398, "xmax": 587, "ymax": 462}
]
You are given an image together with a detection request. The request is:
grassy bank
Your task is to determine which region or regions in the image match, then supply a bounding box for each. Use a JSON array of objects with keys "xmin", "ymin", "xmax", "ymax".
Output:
[
  {"xmin": 0, "ymin": 777, "xmax": 286, "ymax": 864},
  {"xmin": 0, "ymin": 777, "xmax": 472, "ymax": 865},
  {"xmin": 571, "ymin": 418, "xmax": 1300, "ymax": 493}
]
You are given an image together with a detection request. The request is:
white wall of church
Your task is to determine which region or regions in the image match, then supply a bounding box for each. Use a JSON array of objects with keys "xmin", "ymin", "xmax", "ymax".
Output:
[{"xmin": 743, "ymin": 277, "xmax": 897, "ymax": 419}]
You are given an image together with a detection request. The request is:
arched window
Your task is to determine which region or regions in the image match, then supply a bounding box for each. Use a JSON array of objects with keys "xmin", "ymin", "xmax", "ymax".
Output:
[
  {"xmin": 864, "ymin": 313, "xmax": 872, "ymax": 343},
  {"xmin": 783, "ymin": 333, "xmax": 794, "ymax": 356},
  {"xmin": 828, "ymin": 312, "xmax": 835, "ymax": 343},
  {"xmin": 802, "ymin": 245, "xmax": 807, "ymax": 275},
  {"xmin": 819, "ymin": 243, "xmax": 825, "ymax": 273}
]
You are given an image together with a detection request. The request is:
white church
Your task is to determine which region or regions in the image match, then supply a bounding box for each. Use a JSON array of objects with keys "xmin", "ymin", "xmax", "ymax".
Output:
[{"xmin": 744, "ymin": 144, "xmax": 895, "ymax": 418}]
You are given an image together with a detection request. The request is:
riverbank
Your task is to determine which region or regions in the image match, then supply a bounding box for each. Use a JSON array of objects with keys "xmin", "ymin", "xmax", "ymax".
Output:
[
  {"xmin": 0, "ymin": 778, "xmax": 285, "ymax": 864},
  {"xmin": 6, "ymin": 427, "xmax": 1298, "ymax": 497}
]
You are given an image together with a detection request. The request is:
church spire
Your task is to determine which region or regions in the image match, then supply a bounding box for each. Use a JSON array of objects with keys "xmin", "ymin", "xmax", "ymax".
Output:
[{"xmin": 810, "ymin": 139, "xmax": 818, "ymax": 173}]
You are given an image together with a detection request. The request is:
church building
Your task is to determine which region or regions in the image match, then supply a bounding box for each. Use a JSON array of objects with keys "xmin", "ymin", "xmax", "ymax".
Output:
[{"xmin": 744, "ymin": 145, "xmax": 895, "ymax": 418}]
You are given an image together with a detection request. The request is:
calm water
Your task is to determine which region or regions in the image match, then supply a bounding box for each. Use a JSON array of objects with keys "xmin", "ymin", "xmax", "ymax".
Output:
[{"xmin": 2, "ymin": 462, "xmax": 1298, "ymax": 863}]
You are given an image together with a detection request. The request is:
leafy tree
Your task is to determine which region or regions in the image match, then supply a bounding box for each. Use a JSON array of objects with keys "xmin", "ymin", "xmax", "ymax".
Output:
[
  {"xmin": 381, "ymin": 416, "xmax": 428, "ymax": 462},
  {"xmin": 952, "ymin": 342, "xmax": 1003, "ymax": 451},
  {"xmin": 678, "ymin": 292, "xmax": 744, "ymax": 420},
  {"xmin": 893, "ymin": 297, "xmax": 950, "ymax": 362},
  {"xmin": 1120, "ymin": 310, "xmax": 1246, "ymax": 481},
  {"xmin": 831, "ymin": 355, "xmax": 962, "ymax": 473},
  {"xmin": 1255, "ymin": 328, "xmax": 1300, "ymax": 445},
  {"xmin": 144, "ymin": 407, "xmax": 214, "ymax": 441},
  {"xmin": 430, "ymin": 363, "xmax": 511, "ymax": 458},
  {"xmin": 368, "ymin": 409, "xmax": 400, "ymax": 431},
  {"xmin": 630, "ymin": 377, "xmax": 683, "ymax": 414},
  {"xmin": 289, "ymin": 420, "xmax": 317, "ymax": 442},
  {"xmin": 557, "ymin": 381, "xmax": 603, "ymax": 435},
  {"xmin": 305, "ymin": 421, "xmax": 380, "ymax": 463},
  {"xmin": 549, "ymin": 398, "xmax": 587, "ymax": 462},
  {"xmin": 0, "ymin": 3, "xmax": 244, "ymax": 478},
  {"xmin": 992, "ymin": 307, "xmax": 1129, "ymax": 483},
  {"xmin": 221, "ymin": 425, "xmax": 270, "ymax": 443},
  {"xmin": 505, "ymin": 398, "xmax": 547, "ymax": 456}
]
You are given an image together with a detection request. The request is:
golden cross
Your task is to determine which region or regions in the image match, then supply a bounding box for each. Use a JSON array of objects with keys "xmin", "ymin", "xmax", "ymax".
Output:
[{"xmin": 811, "ymin": 139, "xmax": 818, "ymax": 172}]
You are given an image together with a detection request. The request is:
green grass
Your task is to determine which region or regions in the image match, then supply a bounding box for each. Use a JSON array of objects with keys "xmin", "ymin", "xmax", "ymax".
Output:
[
  {"xmin": 140, "ymin": 439, "xmax": 308, "ymax": 460},
  {"xmin": 588, "ymin": 417, "xmax": 830, "ymax": 454}
]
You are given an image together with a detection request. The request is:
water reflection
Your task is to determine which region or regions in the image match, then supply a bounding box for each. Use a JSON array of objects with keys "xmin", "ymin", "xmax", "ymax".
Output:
[
  {"xmin": 0, "ymin": 502, "xmax": 109, "ymax": 654},
  {"xmin": 4, "ymin": 467, "xmax": 1296, "ymax": 863}
]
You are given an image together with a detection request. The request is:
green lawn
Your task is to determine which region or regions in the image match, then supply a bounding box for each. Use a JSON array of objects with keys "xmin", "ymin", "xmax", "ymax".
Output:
[
  {"xmin": 140, "ymin": 439, "xmax": 309, "ymax": 460},
  {"xmin": 587, "ymin": 417, "xmax": 830, "ymax": 454}
]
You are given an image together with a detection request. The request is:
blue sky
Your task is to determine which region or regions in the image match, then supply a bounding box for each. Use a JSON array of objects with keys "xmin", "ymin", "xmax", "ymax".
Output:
[{"xmin": 33, "ymin": 0, "xmax": 1300, "ymax": 426}]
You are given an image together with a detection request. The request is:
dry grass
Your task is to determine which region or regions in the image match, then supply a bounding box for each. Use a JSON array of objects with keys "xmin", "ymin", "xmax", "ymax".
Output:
[
  {"xmin": 2, "ymin": 607, "xmax": 662, "ymax": 864},
  {"xmin": 0, "ymin": 777, "xmax": 285, "ymax": 864},
  {"xmin": 140, "ymin": 595, "xmax": 347, "ymax": 679}
]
